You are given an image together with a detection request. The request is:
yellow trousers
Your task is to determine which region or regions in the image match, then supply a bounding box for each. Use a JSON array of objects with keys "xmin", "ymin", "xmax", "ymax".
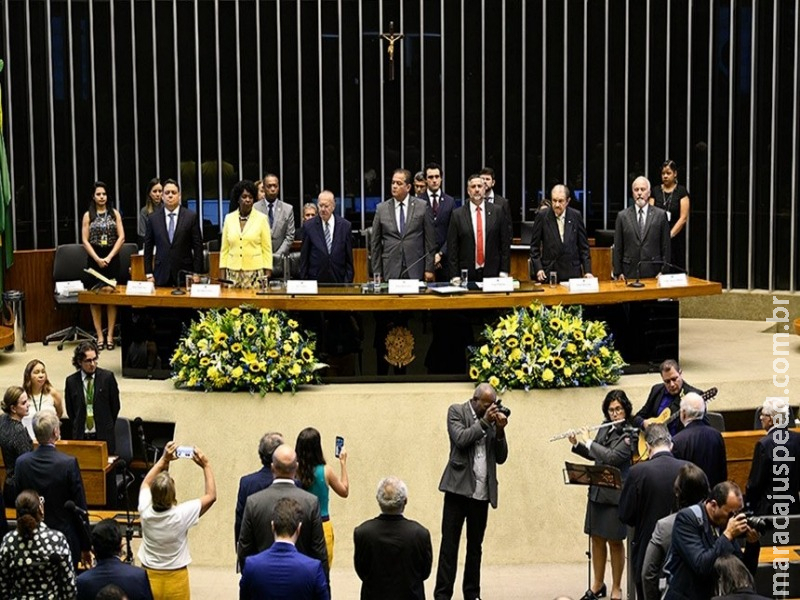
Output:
[{"xmin": 145, "ymin": 566, "xmax": 190, "ymax": 600}]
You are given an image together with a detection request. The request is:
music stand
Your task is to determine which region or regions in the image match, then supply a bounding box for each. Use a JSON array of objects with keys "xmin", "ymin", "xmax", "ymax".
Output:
[{"xmin": 563, "ymin": 462, "xmax": 623, "ymax": 595}]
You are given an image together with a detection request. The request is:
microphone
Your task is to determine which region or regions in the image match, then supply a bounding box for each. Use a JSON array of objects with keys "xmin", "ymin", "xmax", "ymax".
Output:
[
  {"xmin": 171, "ymin": 270, "xmax": 194, "ymax": 296},
  {"xmin": 206, "ymin": 276, "xmax": 235, "ymax": 285},
  {"xmin": 64, "ymin": 500, "xmax": 88, "ymax": 517},
  {"xmin": 627, "ymin": 259, "xmax": 669, "ymax": 288},
  {"xmin": 398, "ymin": 248, "xmax": 437, "ymax": 279},
  {"xmin": 116, "ymin": 458, "xmax": 128, "ymax": 471}
]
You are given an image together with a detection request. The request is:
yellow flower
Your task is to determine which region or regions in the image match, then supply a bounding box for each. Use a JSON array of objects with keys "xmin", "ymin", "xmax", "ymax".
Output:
[
  {"xmin": 231, "ymin": 366, "xmax": 244, "ymax": 378},
  {"xmin": 506, "ymin": 337, "xmax": 519, "ymax": 348},
  {"xmin": 542, "ymin": 368, "xmax": 554, "ymax": 382},
  {"xmin": 590, "ymin": 356, "xmax": 601, "ymax": 366},
  {"xmin": 283, "ymin": 342, "xmax": 292, "ymax": 353},
  {"xmin": 290, "ymin": 331, "xmax": 300, "ymax": 343},
  {"xmin": 197, "ymin": 339, "xmax": 209, "ymax": 350},
  {"xmin": 200, "ymin": 357, "xmax": 211, "ymax": 366},
  {"xmin": 566, "ymin": 343, "xmax": 577, "ymax": 354},
  {"xmin": 230, "ymin": 307, "xmax": 242, "ymax": 317},
  {"xmin": 289, "ymin": 363, "xmax": 302, "ymax": 376},
  {"xmin": 521, "ymin": 333, "xmax": 534, "ymax": 346},
  {"xmin": 479, "ymin": 345, "xmax": 490, "ymax": 356},
  {"xmin": 549, "ymin": 318, "xmax": 561, "ymax": 331},
  {"xmin": 600, "ymin": 347, "xmax": 610, "ymax": 358},
  {"xmin": 231, "ymin": 343, "xmax": 242, "ymax": 353},
  {"xmin": 181, "ymin": 355, "xmax": 190, "ymax": 365},
  {"xmin": 242, "ymin": 350, "xmax": 257, "ymax": 364},
  {"xmin": 564, "ymin": 366, "xmax": 573, "ymax": 377},
  {"xmin": 508, "ymin": 348, "xmax": 522, "ymax": 362},
  {"xmin": 488, "ymin": 376, "xmax": 500, "ymax": 388},
  {"xmin": 552, "ymin": 356, "xmax": 565, "ymax": 369},
  {"xmin": 301, "ymin": 347, "xmax": 314, "ymax": 361},
  {"xmin": 245, "ymin": 324, "xmax": 257, "ymax": 336},
  {"xmin": 514, "ymin": 369, "xmax": 525, "ymax": 380},
  {"xmin": 492, "ymin": 345, "xmax": 503, "ymax": 356},
  {"xmin": 249, "ymin": 362, "xmax": 261, "ymax": 373},
  {"xmin": 268, "ymin": 349, "xmax": 279, "ymax": 359},
  {"xmin": 573, "ymin": 330, "xmax": 584, "ymax": 341},
  {"xmin": 469, "ymin": 366, "xmax": 480, "ymax": 379},
  {"xmin": 288, "ymin": 319, "xmax": 298, "ymax": 329},
  {"xmin": 482, "ymin": 359, "xmax": 491, "ymax": 370},
  {"xmin": 207, "ymin": 366, "xmax": 219, "ymax": 379},
  {"xmin": 214, "ymin": 331, "xmax": 228, "ymax": 344}
]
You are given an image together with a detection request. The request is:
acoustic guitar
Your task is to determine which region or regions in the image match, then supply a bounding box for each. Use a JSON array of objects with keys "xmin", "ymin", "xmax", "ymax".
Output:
[{"xmin": 635, "ymin": 386, "xmax": 718, "ymax": 461}]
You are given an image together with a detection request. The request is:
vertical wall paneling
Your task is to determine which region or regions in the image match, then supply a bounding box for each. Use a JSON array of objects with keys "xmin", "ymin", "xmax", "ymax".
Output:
[
  {"xmin": 337, "ymin": 0, "xmax": 344, "ymax": 212},
  {"xmin": 317, "ymin": 0, "xmax": 324, "ymax": 191},
  {"xmin": 768, "ymin": 1, "xmax": 778, "ymax": 291},
  {"xmin": 725, "ymin": 2, "xmax": 735, "ymax": 290},
  {"xmin": 481, "ymin": 0, "xmax": 486, "ymax": 167},
  {"xmin": 582, "ymin": 0, "xmax": 587, "ymax": 223},
  {"xmin": 235, "ymin": 0, "xmax": 242, "ymax": 186},
  {"xmin": 791, "ymin": 3, "xmax": 799, "ymax": 291},
  {"xmin": 171, "ymin": 0, "xmax": 180, "ymax": 190},
  {"xmin": 214, "ymin": 0, "xmax": 222, "ymax": 216},
  {"xmin": 665, "ymin": 0, "xmax": 671, "ymax": 157},
  {"xmin": 747, "ymin": 2, "xmax": 758, "ymax": 290},
  {"xmin": 45, "ymin": 0, "xmax": 58, "ymax": 246},
  {"xmin": 193, "ymin": 0, "xmax": 202, "ymax": 222},
  {"xmin": 540, "ymin": 1, "xmax": 546, "ymax": 202},
  {"xmin": 25, "ymin": 0, "xmax": 39, "ymax": 247},
  {"xmin": 296, "ymin": 0, "xmax": 304, "ymax": 204},
  {"xmin": 276, "ymin": 0, "xmax": 285, "ymax": 193},
  {"xmin": 130, "ymin": 0, "xmax": 142, "ymax": 210},
  {"xmin": 520, "ymin": 0, "xmax": 526, "ymax": 219},
  {"xmin": 89, "ymin": 0, "xmax": 98, "ymax": 181},
  {"xmin": 255, "ymin": 0, "xmax": 261, "ymax": 179},
  {"xmin": 357, "ymin": 0, "xmax": 365, "ymax": 232},
  {"xmin": 705, "ymin": 0, "xmax": 713, "ymax": 279},
  {"xmin": 684, "ymin": 0, "xmax": 693, "ymax": 268},
  {"xmin": 151, "ymin": 0, "xmax": 160, "ymax": 176},
  {"xmin": 603, "ymin": 0, "xmax": 609, "ymax": 229},
  {"xmin": 644, "ymin": 0, "xmax": 650, "ymax": 186},
  {"xmin": 624, "ymin": 0, "xmax": 629, "ymax": 206}
]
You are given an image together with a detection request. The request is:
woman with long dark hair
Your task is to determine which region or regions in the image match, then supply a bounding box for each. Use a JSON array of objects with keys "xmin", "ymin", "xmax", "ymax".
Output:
[
  {"xmin": 295, "ymin": 427, "xmax": 349, "ymax": 567},
  {"xmin": 0, "ymin": 386, "xmax": 33, "ymax": 506},
  {"xmin": 138, "ymin": 177, "xmax": 163, "ymax": 246}
]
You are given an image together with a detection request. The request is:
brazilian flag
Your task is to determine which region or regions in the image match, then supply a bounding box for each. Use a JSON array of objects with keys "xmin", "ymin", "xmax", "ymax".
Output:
[{"xmin": 0, "ymin": 59, "xmax": 12, "ymax": 294}]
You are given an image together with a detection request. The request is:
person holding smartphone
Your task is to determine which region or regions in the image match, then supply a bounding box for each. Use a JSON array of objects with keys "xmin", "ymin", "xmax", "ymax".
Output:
[{"xmin": 295, "ymin": 427, "xmax": 349, "ymax": 569}]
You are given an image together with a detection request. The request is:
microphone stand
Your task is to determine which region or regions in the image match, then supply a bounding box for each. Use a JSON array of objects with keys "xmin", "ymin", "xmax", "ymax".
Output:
[
  {"xmin": 627, "ymin": 259, "xmax": 669, "ymax": 288},
  {"xmin": 171, "ymin": 270, "xmax": 193, "ymax": 296},
  {"xmin": 117, "ymin": 459, "xmax": 136, "ymax": 564}
]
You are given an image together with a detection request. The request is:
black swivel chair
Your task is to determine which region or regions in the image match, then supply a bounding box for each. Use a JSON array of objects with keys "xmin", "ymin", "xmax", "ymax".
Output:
[
  {"xmin": 114, "ymin": 417, "xmax": 136, "ymax": 506},
  {"xmin": 43, "ymin": 244, "xmax": 95, "ymax": 350}
]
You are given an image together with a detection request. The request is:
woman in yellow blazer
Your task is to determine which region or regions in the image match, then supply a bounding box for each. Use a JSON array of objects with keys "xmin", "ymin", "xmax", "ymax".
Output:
[{"xmin": 219, "ymin": 180, "xmax": 273, "ymax": 288}]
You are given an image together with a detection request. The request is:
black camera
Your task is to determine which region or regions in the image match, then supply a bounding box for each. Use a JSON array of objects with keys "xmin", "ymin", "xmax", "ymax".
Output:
[
  {"xmin": 494, "ymin": 398, "xmax": 511, "ymax": 418},
  {"xmin": 745, "ymin": 513, "xmax": 771, "ymax": 535}
]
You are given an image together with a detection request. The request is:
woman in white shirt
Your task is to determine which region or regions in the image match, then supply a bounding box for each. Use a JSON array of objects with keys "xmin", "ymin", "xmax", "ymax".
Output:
[
  {"xmin": 138, "ymin": 441, "xmax": 216, "ymax": 600},
  {"xmin": 22, "ymin": 359, "xmax": 64, "ymax": 439}
]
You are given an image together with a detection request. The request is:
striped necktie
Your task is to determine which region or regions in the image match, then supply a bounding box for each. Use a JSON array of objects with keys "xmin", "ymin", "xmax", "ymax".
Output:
[{"xmin": 324, "ymin": 221, "xmax": 332, "ymax": 253}]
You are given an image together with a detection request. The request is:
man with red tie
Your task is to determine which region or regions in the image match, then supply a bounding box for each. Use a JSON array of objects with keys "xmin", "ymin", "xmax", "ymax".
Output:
[{"xmin": 446, "ymin": 174, "xmax": 511, "ymax": 282}]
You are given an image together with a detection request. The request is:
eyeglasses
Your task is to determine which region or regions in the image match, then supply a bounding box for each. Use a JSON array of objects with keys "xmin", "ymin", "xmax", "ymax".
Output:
[{"xmin": 608, "ymin": 406, "xmax": 626, "ymax": 414}]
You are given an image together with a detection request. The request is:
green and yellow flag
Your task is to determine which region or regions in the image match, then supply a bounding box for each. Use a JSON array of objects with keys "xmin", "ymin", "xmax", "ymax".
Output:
[{"xmin": 0, "ymin": 59, "xmax": 13, "ymax": 294}]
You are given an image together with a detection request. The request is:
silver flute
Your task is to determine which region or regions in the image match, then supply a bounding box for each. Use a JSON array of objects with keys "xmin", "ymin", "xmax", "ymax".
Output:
[{"xmin": 548, "ymin": 419, "xmax": 626, "ymax": 442}]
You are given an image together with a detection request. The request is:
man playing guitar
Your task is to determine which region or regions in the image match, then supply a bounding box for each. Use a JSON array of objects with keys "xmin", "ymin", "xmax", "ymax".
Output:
[{"xmin": 633, "ymin": 359, "xmax": 702, "ymax": 437}]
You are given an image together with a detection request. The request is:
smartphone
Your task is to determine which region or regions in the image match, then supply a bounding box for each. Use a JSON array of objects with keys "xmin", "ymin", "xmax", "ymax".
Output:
[
  {"xmin": 176, "ymin": 446, "xmax": 194, "ymax": 459},
  {"xmin": 334, "ymin": 436, "xmax": 344, "ymax": 458}
]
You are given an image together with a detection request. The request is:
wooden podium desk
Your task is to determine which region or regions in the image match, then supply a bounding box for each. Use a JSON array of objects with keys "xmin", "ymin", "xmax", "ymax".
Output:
[{"xmin": 0, "ymin": 440, "xmax": 116, "ymax": 507}]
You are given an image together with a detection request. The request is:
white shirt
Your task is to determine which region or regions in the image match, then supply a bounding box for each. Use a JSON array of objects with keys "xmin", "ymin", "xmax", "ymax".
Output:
[{"xmin": 138, "ymin": 486, "xmax": 202, "ymax": 569}]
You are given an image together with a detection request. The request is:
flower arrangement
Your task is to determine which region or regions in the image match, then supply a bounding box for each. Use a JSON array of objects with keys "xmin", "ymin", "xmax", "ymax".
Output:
[
  {"xmin": 171, "ymin": 306, "xmax": 324, "ymax": 394},
  {"xmin": 467, "ymin": 303, "xmax": 626, "ymax": 391}
]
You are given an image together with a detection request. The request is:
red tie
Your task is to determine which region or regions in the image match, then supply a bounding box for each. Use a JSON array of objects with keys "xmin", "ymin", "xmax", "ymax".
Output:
[{"xmin": 476, "ymin": 206, "xmax": 484, "ymax": 267}]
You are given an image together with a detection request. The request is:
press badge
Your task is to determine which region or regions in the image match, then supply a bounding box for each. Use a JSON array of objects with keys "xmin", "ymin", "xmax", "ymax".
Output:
[{"xmin": 100, "ymin": 234, "xmax": 108, "ymax": 246}]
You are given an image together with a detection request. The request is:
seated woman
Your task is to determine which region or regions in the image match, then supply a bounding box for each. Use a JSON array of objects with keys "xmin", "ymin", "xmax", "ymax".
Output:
[
  {"xmin": 219, "ymin": 180, "xmax": 272, "ymax": 288},
  {"xmin": 0, "ymin": 489, "xmax": 76, "ymax": 599},
  {"xmin": 0, "ymin": 386, "xmax": 34, "ymax": 507},
  {"xmin": 21, "ymin": 359, "xmax": 64, "ymax": 439},
  {"xmin": 138, "ymin": 441, "xmax": 216, "ymax": 600}
]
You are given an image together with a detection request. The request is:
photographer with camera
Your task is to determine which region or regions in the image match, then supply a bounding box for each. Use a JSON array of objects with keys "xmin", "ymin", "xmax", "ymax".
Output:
[
  {"xmin": 664, "ymin": 481, "xmax": 760, "ymax": 600},
  {"xmin": 434, "ymin": 382, "xmax": 508, "ymax": 600}
]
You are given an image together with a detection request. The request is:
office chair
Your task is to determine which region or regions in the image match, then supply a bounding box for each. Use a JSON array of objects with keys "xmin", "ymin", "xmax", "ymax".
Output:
[
  {"xmin": 43, "ymin": 244, "xmax": 95, "ymax": 350},
  {"xmin": 114, "ymin": 417, "xmax": 136, "ymax": 506}
]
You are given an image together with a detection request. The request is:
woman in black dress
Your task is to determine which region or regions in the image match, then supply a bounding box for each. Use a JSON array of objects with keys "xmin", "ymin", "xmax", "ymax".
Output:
[
  {"xmin": 81, "ymin": 181, "xmax": 125, "ymax": 350},
  {"xmin": 568, "ymin": 389, "xmax": 633, "ymax": 600},
  {"xmin": 0, "ymin": 386, "xmax": 33, "ymax": 507},
  {"xmin": 651, "ymin": 160, "xmax": 690, "ymax": 271}
]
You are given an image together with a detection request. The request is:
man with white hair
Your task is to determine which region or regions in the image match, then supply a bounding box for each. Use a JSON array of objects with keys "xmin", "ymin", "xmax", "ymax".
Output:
[
  {"xmin": 746, "ymin": 397, "xmax": 800, "ymax": 515},
  {"xmin": 353, "ymin": 476, "xmax": 432, "ymax": 600},
  {"xmin": 672, "ymin": 392, "xmax": 728, "ymax": 488},
  {"xmin": 613, "ymin": 176, "xmax": 671, "ymax": 281}
]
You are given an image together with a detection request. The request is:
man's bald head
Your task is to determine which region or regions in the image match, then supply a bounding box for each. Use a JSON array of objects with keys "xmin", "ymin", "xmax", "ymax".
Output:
[
  {"xmin": 680, "ymin": 392, "xmax": 705, "ymax": 423},
  {"xmin": 271, "ymin": 444, "xmax": 299, "ymax": 478}
]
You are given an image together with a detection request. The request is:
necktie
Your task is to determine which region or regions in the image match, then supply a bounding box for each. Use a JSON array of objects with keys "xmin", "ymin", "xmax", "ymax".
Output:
[
  {"xmin": 324, "ymin": 221, "xmax": 332, "ymax": 253},
  {"xmin": 268, "ymin": 203, "xmax": 275, "ymax": 228},
  {"xmin": 85, "ymin": 375, "xmax": 95, "ymax": 430},
  {"xmin": 476, "ymin": 206, "xmax": 484, "ymax": 266},
  {"xmin": 431, "ymin": 193, "xmax": 439, "ymax": 218},
  {"xmin": 638, "ymin": 208, "xmax": 645, "ymax": 235},
  {"xmin": 557, "ymin": 216, "xmax": 565, "ymax": 242},
  {"xmin": 168, "ymin": 212, "xmax": 175, "ymax": 243},
  {"xmin": 398, "ymin": 202, "xmax": 405, "ymax": 235}
]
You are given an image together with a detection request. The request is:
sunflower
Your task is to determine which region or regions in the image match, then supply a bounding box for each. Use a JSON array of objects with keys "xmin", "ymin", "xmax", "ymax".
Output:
[
  {"xmin": 301, "ymin": 347, "xmax": 314, "ymax": 361},
  {"xmin": 288, "ymin": 319, "xmax": 299, "ymax": 329},
  {"xmin": 549, "ymin": 318, "xmax": 561, "ymax": 331},
  {"xmin": 552, "ymin": 356, "xmax": 565, "ymax": 369},
  {"xmin": 268, "ymin": 349, "xmax": 279, "ymax": 359},
  {"xmin": 521, "ymin": 332, "xmax": 534, "ymax": 346},
  {"xmin": 199, "ymin": 357, "xmax": 211, "ymax": 366},
  {"xmin": 230, "ymin": 307, "xmax": 242, "ymax": 317},
  {"xmin": 230, "ymin": 343, "xmax": 242, "ymax": 353},
  {"xmin": 469, "ymin": 365, "xmax": 480, "ymax": 379},
  {"xmin": 506, "ymin": 337, "xmax": 519, "ymax": 348},
  {"xmin": 488, "ymin": 375, "xmax": 500, "ymax": 388},
  {"xmin": 245, "ymin": 324, "xmax": 257, "ymax": 336}
]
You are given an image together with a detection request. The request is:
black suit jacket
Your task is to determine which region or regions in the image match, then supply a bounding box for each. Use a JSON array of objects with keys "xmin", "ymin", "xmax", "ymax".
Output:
[
  {"xmin": 633, "ymin": 381, "xmax": 702, "ymax": 433},
  {"xmin": 353, "ymin": 513, "xmax": 433, "ymax": 600},
  {"xmin": 745, "ymin": 427, "xmax": 800, "ymax": 515},
  {"xmin": 529, "ymin": 206, "xmax": 592, "ymax": 281},
  {"xmin": 299, "ymin": 215, "xmax": 354, "ymax": 283},
  {"xmin": 446, "ymin": 202, "xmax": 511, "ymax": 281},
  {"xmin": 76, "ymin": 557, "xmax": 154, "ymax": 600},
  {"xmin": 672, "ymin": 421, "xmax": 728, "ymax": 488},
  {"xmin": 143, "ymin": 206, "xmax": 205, "ymax": 286},
  {"xmin": 14, "ymin": 445, "xmax": 90, "ymax": 565},
  {"xmin": 618, "ymin": 451, "xmax": 691, "ymax": 579},
  {"xmin": 64, "ymin": 367, "xmax": 120, "ymax": 454},
  {"xmin": 613, "ymin": 204, "xmax": 671, "ymax": 279},
  {"xmin": 487, "ymin": 194, "xmax": 513, "ymax": 241}
]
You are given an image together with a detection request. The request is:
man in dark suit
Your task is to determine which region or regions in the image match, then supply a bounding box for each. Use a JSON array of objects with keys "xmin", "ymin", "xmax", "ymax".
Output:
[
  {"xmin": 480, "ymin": 167, "xmax": 515, "ymax": 241},
  {"xmin": 235, "ymin": 431, "xmax": 284, "ymax": 545},
  {"xmin": 633, "ymin": 359, "xmax": 702, "ymax": 436},
  {"xmin": 354, "ymin": 476, "xmax": 433, "ymax": 600},
  {"xmin": 434, "ymin": 383, "xmax": 509, "ymax": 600},
  {"xmin": 618, "ymin": 424, "xmax": 691, "ymax": 600},
  {"xmin": 64, "ymin": 340, "xmax": 120, "ymax": 454},
  {"xmin": 665, "ymin": 481, "xmax": 760, "ymax": 600},
  {"xmin": 746, "ymin": 397, "xmax": 800, "ymax": 515},
  {"xmin": 530, "ymin": 183, "xmax": 593, "ymax": 283},
  {"xmin": 14, "ymin": 411, "xmax": 91, "ymax": 568},
  {"xmin": 77, "ymin": 518, "xmax": 154, "ymax": 600},
  {"xmin": 237, "ymin": 444, "xmax": 328, "ymax": 578},
  {"xmin": 371, "ymin": 169, "xmax": 436, "ymax": 282},
  {"xmin": 240, "ymin": 497, "xmax": 329, "ymax": 600},
  {"xmin": 143, "ymin": 178, "xmax": 205, "ymax": 287},
  {"xmin": 672, "ymin": 392, "xmax": 728, "ymax": 488},
  {"xmin": 420, "ymin": 162, "xmax": 457, "ymax": 280},
  {"xmin": 613, "ymin": 176, "xmax": 671, "ymax": 281},
  {"xmin": 446, "ymin": 174, "xmax": 511, "ymax": 282},
  {"xmin": 300, "ymin": 191, "xmax": 354, "ymax": 283}
]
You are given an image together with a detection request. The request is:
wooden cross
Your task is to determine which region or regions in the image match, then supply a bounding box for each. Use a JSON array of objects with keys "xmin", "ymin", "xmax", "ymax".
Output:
[{"xmin": 381, "ymin": 21, "xmax": 403, "ymax": 81}]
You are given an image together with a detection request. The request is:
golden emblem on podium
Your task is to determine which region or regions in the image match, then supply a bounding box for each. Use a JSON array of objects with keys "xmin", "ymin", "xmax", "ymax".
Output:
[{"xmin": 384, "ymin": 326, "xmax": 415, "ymax": 368}]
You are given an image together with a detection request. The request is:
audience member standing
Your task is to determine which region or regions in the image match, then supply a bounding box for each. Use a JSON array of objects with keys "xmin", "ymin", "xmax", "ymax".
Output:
[
  {"xmin": 672, "ymin": 392, "xmax": 727, "ymax": 488},
  {"xmin": 434, "ymin": 382, "xmax": 509, "ymax": 600},
  {"xmin": 239, "ymin": 497, "xmax": 330, "ymax": 600},
  {"xmin": 651, "ymin": 160, "xmax": 690, "ymax": 271},
  {"xmin": 64, "ymin": 341, "xmax": 120, "ymax": 454},
  {"xmin": 14, "ymin": 411, "xmax": 91, "ymax": 568},
  {"xmin": 138, "ymin": 178, "xmax": 163, "ymax": 247},
  {"xmin": 354, "ymin": 476, "xmax": 432, "ymax": 600},
  {"xmin": 22, "ymin": 359, "xmax": 64, "ymax": 438},
  {"xmin": 253, "ymin": 174, "xmax": 295, "ymax": 279},
  {"xmin": 138, "ymin": 441, "xmax": 216, "ymax": 600},
  {"xmin": 219, "ymin": 179, "xmax": 273, "ymax": 288},
  {"xmin": 82, "ymin": 181, "xmax": 125, "ymax": 350},
  {"xmin": 235, "ymin": 432, "xmax": 284, "ymax": 546},
  {"xmin": 299, "ymin": 191, "xmax": 354, "ymax": 283},
  {"xmin": 0, "ymin": 386, "xmax": 33, "ymax": 507},
  {"xmin": 295, "ymin": 427, "xmax": 349, "ymax": 568}
]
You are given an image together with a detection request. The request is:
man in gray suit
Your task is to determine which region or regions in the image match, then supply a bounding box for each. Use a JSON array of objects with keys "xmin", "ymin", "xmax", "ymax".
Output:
[
  {"xmin": 613, "ymin": 176, "xmax": 671, "ymax": 281},
  {"xmin": 254, "ymin": 173, "xmax": 295, "ymax": 277},
  {"xmin": 237, "ymin": 444, "xmax": 329, "ymax": 579},
  {"xmin": 434, "ymin": 383, "xmax": 509, "ymax": 600},
  {"xmin": 371, "ymin": 168, "xmax": 436, "ymax": 282}
]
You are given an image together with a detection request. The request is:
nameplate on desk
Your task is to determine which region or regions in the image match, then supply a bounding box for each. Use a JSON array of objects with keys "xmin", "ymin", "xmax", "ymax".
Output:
[
  {"xmin": 482, "ymin": 277, "xmax": 515, "ymax": 292},
  {"xmin": 568, "ymin": 278, "xmax": 599, "ymax": 293},
  {"xmin": 56, "ymin": 280, "xmax": 84, "ymax": 296},
  {"xmin": 286, "ymin": 280, "xmax": 318, "ymax": 294},
  {"xmin": 190, "ymin": 284, "xmax": 221, "ymax": 297},
  {"xmin": 388, "ymin": 279, "xmax": 421, "ymax": 294},
  {"xmin": 125, "ymin": 281, "xmax": 155, "ymax": 295},
  {"xmin": 658, "ymin": 273, "xmax": 689, "ymax": 288}
]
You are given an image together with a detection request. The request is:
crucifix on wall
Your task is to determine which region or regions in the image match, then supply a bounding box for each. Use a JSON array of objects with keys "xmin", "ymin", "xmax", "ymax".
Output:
[{"xmin": 381, "ymin": 21, "xmax": 403, "ymax": 81}]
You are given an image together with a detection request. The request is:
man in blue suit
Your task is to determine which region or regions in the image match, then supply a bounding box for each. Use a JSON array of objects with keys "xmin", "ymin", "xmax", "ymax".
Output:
[
  {"xmin": 419, "ymin": 162, "xmax": 456, "ymax": 281},
  {"xmin": 77, "ymin": 519, "xmax": 153, "ymax": 600},
  {"xmin": 299, "ymin": 191, "xmax": 354, "ymax": 283},
  {"xmin": 143, "ymin": 179, "xmax": 205, "ymax": 287},
  {"xmin": 672, "ymin": 392, "xmax": 728, "ymax": 488},
  {"xmin": 239, "ymin": 497, "xmax": 329, "ymax": 600},
  {"xmin": 235, "ymin": 432, "xmax": 284, "ymax": 545}
]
